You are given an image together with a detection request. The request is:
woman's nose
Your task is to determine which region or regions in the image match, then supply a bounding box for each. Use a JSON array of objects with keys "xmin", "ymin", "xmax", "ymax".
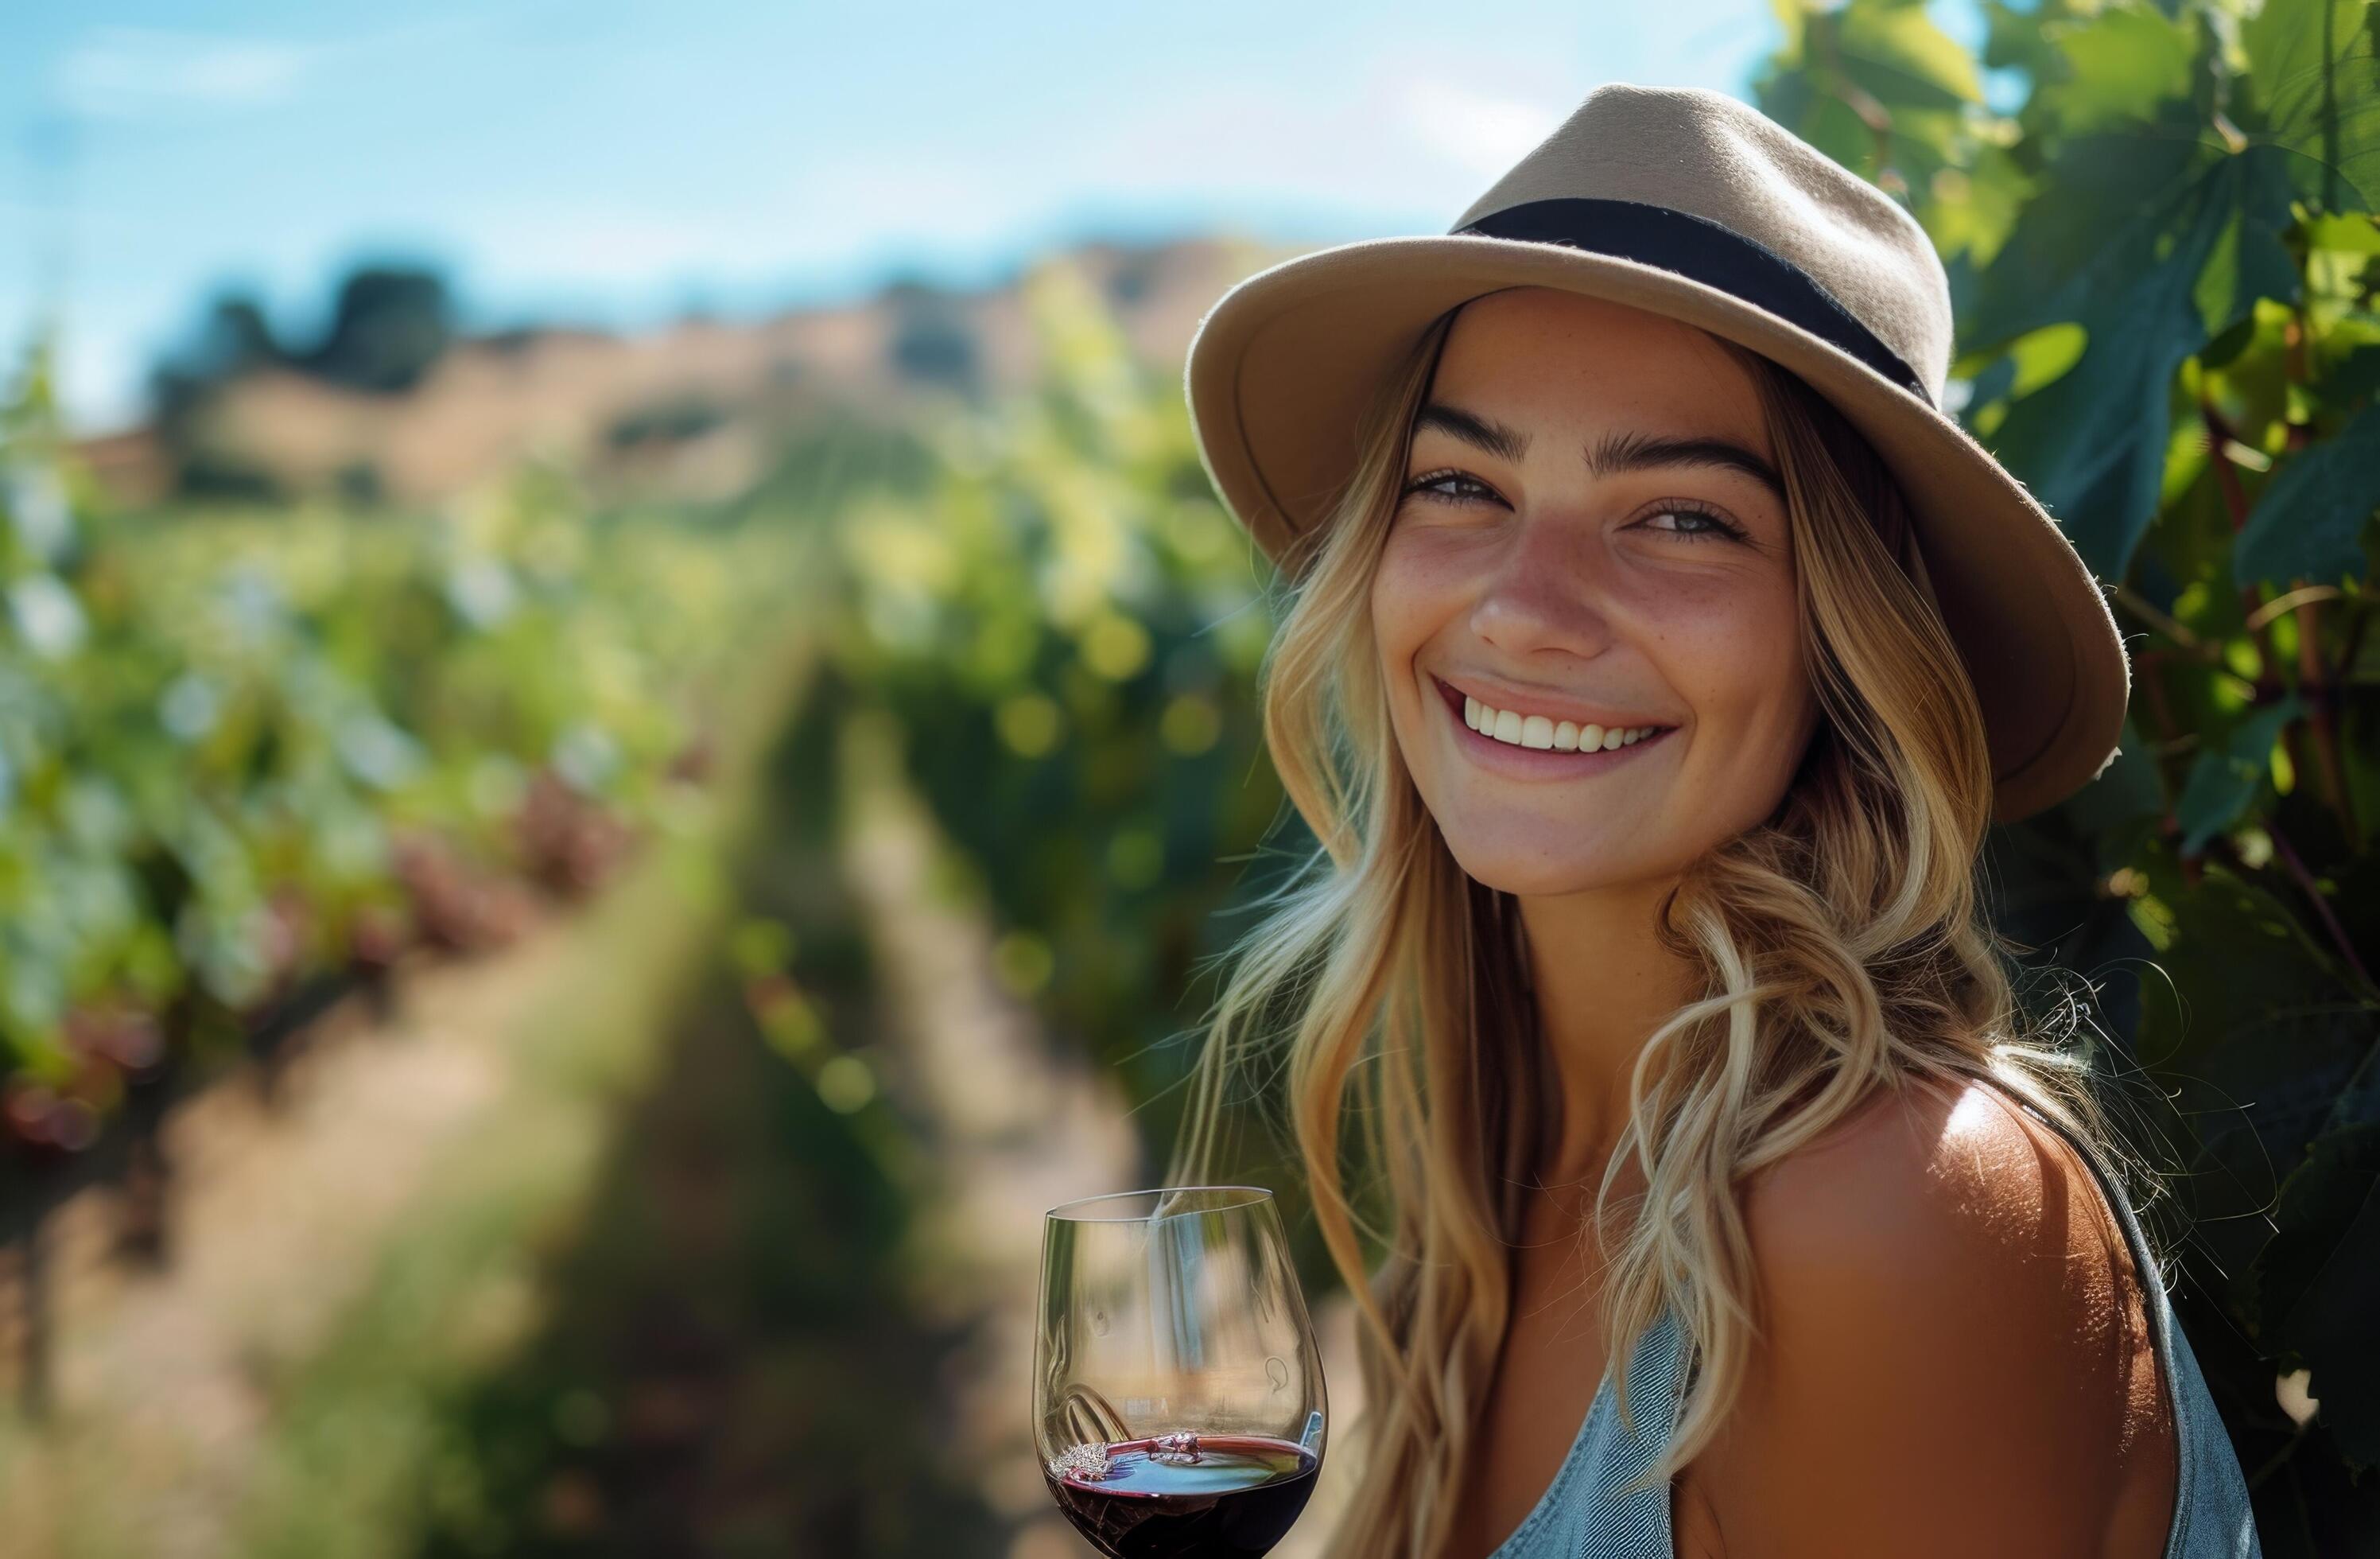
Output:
[{"xmin": 1467, "ymin": 517, "xmax": 1618, "ymax": 659}]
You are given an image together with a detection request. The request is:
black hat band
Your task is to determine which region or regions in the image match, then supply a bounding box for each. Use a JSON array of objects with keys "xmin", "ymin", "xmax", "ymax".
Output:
[{"xmin": 1454, "ymin": 196, "xmax": 1936, "ymax": 410}]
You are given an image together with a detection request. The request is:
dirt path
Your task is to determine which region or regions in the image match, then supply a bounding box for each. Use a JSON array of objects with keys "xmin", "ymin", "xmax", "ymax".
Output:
[
  {"xmin": 833, "ymin": 710, "xmax": 1365, "ymax": 1558},
  {"xmin": 0, "ymin": 919, "xmax": 580, "ymax": 1559}
]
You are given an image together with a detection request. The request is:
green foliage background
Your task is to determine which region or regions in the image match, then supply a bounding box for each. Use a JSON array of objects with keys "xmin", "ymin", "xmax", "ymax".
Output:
[
  {"xmin": 825, "ymin": 2, "xmax": 2380, "ymax": 1548},
  {"xmin": 0, "ymin": 340, "xmax": 798, "ymax": 1161},
  {"xmin": 1751, "ymin": 0, "xmax": 2380, "ymax": 1546}
]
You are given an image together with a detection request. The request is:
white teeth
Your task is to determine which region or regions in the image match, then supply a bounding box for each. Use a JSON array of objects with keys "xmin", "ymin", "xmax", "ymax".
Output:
[{"xmin": 1462, "ymin": 694, "xmax": 1659, "ymax": 752}]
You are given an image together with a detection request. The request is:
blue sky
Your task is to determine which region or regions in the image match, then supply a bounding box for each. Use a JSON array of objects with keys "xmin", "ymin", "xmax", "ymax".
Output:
[{"xmin": 1, "ymin": 2, "xmax": 1993, "ymax": 433}]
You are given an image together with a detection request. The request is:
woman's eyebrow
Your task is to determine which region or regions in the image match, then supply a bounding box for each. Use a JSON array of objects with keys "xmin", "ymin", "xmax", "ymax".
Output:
[{"xmin": 1412, "ymin": 402, "xmax": 1784, "ymax": 503}]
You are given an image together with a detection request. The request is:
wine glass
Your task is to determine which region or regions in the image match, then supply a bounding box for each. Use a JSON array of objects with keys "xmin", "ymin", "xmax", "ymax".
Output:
[{"xmin": 1034, "ymin": 1185, "xmax": 1330, "ymax": 1559}]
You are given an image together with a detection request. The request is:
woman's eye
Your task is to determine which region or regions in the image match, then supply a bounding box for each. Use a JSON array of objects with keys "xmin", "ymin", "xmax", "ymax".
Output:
[
  {"xmin": 1401, "ymin": 470, "xmax": 1494, "ymax": 506},
  {"xmin": 1640, "ymin": 505, "xmax": 1747, "ymax": 543}
]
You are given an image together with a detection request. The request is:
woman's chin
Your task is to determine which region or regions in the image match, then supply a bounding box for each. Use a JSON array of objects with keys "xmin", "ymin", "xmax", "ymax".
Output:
[{"xmin": 1441, "ymin": 834, "xmax": 1668, "ymax": 899}]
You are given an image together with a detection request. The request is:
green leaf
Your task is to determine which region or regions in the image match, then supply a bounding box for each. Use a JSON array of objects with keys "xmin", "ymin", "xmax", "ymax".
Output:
[
  {"xmin": 2316, "ymin": 340, "xmax": 2380, "ymax": 406},
  {"xmin": 2193, "ymin": 145, "xmax": 2307, "ymax": 333},
  {"xmin": 1834, "ymin": 0, "xmax": 1986, "ymax": 111},
  {"xmin": 1966, "ymin": 129, "xmax": 2238, "ymax": 577},
  {"xmin": 2036, "ymin": 2, "xmax": 2196, "ymax": 134},
  {"xmin": 2060, "ymin": 714, "xmax": 2166, "ymax": 842},
  {"xmin": 2282, "ymin": 1178, "xmax": 2380, "ymax": 1465},
  {"xmin": 2307, "ymin": 211, "xmax": 2380, "ymax": 254},
  {"xmin": 2258, "ymin": 1119, "xmax": 2380, "ymax": 1464},
  {"xmin": 1961, "ymin": 112, "xmax": 2207, "ymax": 352},
  {"xmin": 2233, "ymin": 398, "xmax": 2380, "ymax": 587},
  {"xmin": 2175, "ymin": 694, "xmax": 2303, "ymax": 854},
  {"xmin": 2245, "ymin": 0, "xmax": 2380, "ymax": 213},
  {"xmin": 1980, "ymin": 0, "xmax": 2064, "ymax": 79},
  {"xmin": 2005, "ymin": 321, "xmax": 2091, "ymax": 396},
  {"xmin": 2254, "ymin": 1117, "xmax": 2380, "ymax": 1340}
]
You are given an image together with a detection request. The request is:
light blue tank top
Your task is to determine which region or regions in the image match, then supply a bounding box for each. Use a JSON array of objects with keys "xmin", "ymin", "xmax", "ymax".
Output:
[{"xmin": 1485, "ymin": 1078, "xmax": 2265, "ymax": 1557}]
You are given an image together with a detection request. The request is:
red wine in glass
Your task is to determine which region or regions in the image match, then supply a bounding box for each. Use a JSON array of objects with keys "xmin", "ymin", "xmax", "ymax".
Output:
[
  {"xmin": 1035, "ymin": 1187, "xmax": 1328, "ymax": 1559},
  {"xmin": 1043, "ymin": 1431, "xmax": 1319, "ymax": 1559}
]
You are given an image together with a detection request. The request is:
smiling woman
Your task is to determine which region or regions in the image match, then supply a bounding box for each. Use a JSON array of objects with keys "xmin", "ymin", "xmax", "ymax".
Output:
[
  {"xmin": 1372, "ymin": 290, "xmax": 1823, "ymax": 904},
  {"xmin": 1165, "ymin": 82, "xmax": 2263, "ymax": 1559}
]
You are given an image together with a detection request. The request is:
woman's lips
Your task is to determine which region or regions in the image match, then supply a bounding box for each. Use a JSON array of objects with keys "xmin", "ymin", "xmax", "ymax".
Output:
[{"xmin": 1431, "ymin": 675, "xmax": 1676, "ymax": 780}]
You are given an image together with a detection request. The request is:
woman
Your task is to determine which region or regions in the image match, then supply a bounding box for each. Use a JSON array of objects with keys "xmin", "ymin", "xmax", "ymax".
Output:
[{"xmin": 1171, "ymin": 84, "xmax": 2264, "ymax": 1557}]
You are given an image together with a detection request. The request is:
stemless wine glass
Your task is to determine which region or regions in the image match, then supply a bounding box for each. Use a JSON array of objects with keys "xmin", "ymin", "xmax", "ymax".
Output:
[{"xmin": 1034, "ymin": 1185, "xmax": 1329, "ymax": 1559}]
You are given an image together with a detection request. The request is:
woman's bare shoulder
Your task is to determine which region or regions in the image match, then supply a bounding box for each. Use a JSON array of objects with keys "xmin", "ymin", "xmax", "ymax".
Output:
[
  {"xmin": 1739, "ymin": 1072, "xmax": 2148, "ymax": 1355},
  {"xmin": 1687, "ymin": 1075, "xmax": 2155, "ymax": 1557}
]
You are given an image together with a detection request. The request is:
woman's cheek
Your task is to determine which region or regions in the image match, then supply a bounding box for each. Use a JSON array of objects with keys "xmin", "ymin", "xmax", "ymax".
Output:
[{"xmin": 1371, "ymin": 536, "xmax": 1462, "ymax": 656}]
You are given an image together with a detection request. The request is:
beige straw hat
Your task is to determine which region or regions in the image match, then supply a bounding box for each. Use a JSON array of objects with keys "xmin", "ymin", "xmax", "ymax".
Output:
[{"xmin": 1182, "ymin": 81, "xmax": 2129, "ymax": 824}]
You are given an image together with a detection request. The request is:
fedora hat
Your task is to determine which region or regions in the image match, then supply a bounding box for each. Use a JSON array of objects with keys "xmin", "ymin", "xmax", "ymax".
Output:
[{"xmin": 1182, "ymin": 81, "xmax": 2129, "ymax": 825}]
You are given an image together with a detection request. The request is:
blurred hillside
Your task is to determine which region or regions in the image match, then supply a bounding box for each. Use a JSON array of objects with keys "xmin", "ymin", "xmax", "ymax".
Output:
[{"xmin": 73, "ymin": 236, "xmax": 1289, "ymax": 511}]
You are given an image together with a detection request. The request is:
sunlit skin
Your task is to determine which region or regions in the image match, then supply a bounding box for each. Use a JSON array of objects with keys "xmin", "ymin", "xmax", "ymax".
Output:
[{"xmin": 1369, "ymin": 286, "xmax": 1823, "ymax": 1188}]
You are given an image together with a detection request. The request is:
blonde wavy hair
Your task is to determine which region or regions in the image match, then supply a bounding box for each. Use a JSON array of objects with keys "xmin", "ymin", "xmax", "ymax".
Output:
[{"xmin": 1161, "ymin": 297, "xmax": 2153, "ymax": 1559}]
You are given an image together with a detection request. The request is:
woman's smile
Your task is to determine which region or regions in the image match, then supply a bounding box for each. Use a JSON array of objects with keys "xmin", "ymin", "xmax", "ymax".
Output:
[{"xmin": 1432, "ymin": 672, "xmax": 1679, "ymax": 781}]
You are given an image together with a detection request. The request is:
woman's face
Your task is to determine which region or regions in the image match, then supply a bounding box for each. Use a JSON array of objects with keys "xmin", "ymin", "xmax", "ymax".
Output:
[{"xmin": 1370, "ymin": 286, "xmax": 1823, "ymax": 896}]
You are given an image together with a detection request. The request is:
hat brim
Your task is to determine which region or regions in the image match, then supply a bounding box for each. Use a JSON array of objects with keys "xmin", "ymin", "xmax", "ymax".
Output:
[{"xmin": 1182, "ymin": 233, "xmax": 2130, "ymax": 825}]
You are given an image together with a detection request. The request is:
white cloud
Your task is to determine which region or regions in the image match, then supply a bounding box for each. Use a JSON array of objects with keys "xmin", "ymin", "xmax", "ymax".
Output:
[
  {"xmin": 51, "ymin": 14, "xmax": 497, "ymax": 123},
  {"xmin": 473, "ymin": 210, "xmax": 755, "ymax": 287},
  {"xmin": 1392, "ymin": 78, "xmax": 1569, "ymax": 184},
  {"xmin": 452, "ymin": 204, "xmax": 826, "ymax": 295},
  {"xmin": 1060, "ymin": 49, "xmax": 1582, "ymax": 223},
  {"xmin": 56, "ymin": 28, "xmax": 326, "ymax": 119}
]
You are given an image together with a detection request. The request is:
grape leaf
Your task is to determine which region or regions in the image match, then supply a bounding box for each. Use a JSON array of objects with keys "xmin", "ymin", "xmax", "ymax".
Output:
[
  {"xmin": 2244, "ymin": 0, "xmax": 2380, "ymax": 214},
  {"xmin": 2233, "ymin": 398, "xmax": 2380, "ymax": 588},
  {"xmin": 1966, "ymin": 127, "xmax": 2238, "ymax": 578},
  {"xmin": 2175, "ymin": 694, "xmax": 2304, "ymax": 855},
  {"xmin": 2258, "ymin": 1119, "xmax": 2380, "ymax": 1466}
]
